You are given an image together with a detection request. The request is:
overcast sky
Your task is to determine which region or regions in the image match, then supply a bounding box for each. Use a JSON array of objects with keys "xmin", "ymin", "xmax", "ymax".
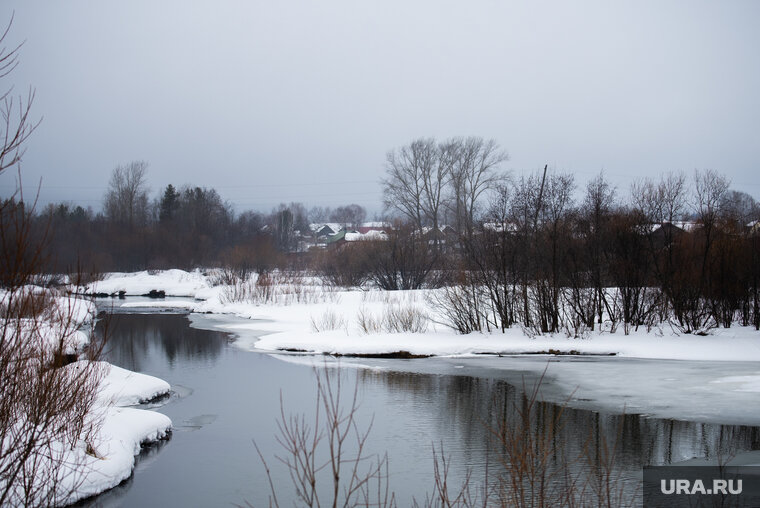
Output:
[{"xmin": 1, "ymin": 1, "xmax": 759, "ymax": 214}]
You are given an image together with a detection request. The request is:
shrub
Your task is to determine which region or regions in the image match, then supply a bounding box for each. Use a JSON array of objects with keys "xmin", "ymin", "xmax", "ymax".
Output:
[{"xmin": 310, "ymin": 309, "xmax": 346, "ymax": 332}]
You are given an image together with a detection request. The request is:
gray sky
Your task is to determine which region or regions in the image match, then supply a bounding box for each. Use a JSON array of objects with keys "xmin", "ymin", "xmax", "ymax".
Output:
[{"xmin": 1, "ymin": 0, "xmax": 759, "ymax": 214}]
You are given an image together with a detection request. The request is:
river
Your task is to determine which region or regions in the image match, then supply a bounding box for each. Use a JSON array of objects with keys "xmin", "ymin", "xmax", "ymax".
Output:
[{"xmin": 81, "ymin": 310, "xmax": 760, "ymax": 507}]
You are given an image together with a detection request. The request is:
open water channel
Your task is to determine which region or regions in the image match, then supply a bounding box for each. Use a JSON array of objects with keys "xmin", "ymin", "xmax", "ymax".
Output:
[{"xmin": 80, "ymin": 309, "xmax": 760, "ymax": 507}]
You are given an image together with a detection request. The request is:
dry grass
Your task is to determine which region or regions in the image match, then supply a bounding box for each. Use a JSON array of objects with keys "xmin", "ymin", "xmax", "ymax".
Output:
[
  {"xmin": 220, "ymin": 271, "xmax": 340, "ymax": 306},
  {"xmin": 310, "ymin": 309, "xmax": 347, "ymax": 333},
  {"xmin": 356, "ymin": 307, "xmax": 383, "ymax": 334},
  {"xmin": 356, "ymin": 304, "xmax": 429, "ymax": 335}
]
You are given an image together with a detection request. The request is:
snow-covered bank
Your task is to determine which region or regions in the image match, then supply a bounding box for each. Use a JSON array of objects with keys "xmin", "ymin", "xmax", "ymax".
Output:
[
  {"xmin": 42, "ymin": 360, "xmax": 172, "ymax": 506},
  {"xmin": 86, "ymin": 269, "xmax": 209, "ymax": 297},
  {"xmin": 60, "ymin": 357, "xmax": 173, "ymax": 505},
  {"xmin": 95, "ymin": 269, "xmax": 760, "ymax": 363},
  {"xmin": 252, "ymin": 325, "xmax": 760, "ymax": 361},
  {"xmin": 0, "ymin": 287, "xmax": 173, "ymax": 506},
  {"xmin": 90, "ymin": 268, "xmax": 760, "ymax": 429},
  {"xmin": 99, "ymin": 362, "xmax": 172, "ymax": 406},
  {"xmin": 61, "ymin": 406, "xmax": 171, "ymax": 504}
]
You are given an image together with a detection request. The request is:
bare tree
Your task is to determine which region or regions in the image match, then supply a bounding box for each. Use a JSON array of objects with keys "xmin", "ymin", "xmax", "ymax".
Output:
[
  {"xmin": 330, "ymin": 204, "xmax": 367, "ymax": 230},
  {"xmin": 533, "ymin": 172, "xmax": 575, "ymax": 333},
  {"xmin": 308, "ymin": 205, "xmax": 332, "ymax": 224},
  {"xmin": 720, "ymin": 189, "xmax": 758, "ymax": 226},
  {"xmin": 383, "ymin": 137, "xmax": 456, "ymax": 247},
  {"xmin": 630, "ymin": 171, "xmax": 688, "ymax": 225},
  {"xmin": 581, "ymin": 172, "xmax": 616, "ymax": 327},
  {"xmin": 694, "ymin": 169, "xmax": 731, "ymax": 327},
  {"xmin": 630, "ymin": 172, "xmax": 690, "ymax": 324},
  {"xmin": 421, "ymin": 140, "xmax": 457, "ymax": 243},
  {"xmin": 103, "ymin": 161, "xmax": 150, "ymax": 230},
  {"xmin": 447, "ymin": 137, "xmax": 508, "ymax": 240},
  {"xmin": 0, "ymin": 15, "xmax": 39, "ymax": 175},
  {"xmin": 694, "ymin": 169, "xmax": 729, "ymax": 234},
  {"xmin": 383, "ymin": 139, "xmax": 432, "ymax": 231},
  {"xmin": 383, "ymin": 137, "xmax": 507, "ymax": 244}
]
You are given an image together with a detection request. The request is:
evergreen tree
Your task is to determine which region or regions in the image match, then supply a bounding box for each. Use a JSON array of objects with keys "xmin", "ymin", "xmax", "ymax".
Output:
[{"xmin": 159, "ymin": 184, "xmax": 180, "ymax": 223}]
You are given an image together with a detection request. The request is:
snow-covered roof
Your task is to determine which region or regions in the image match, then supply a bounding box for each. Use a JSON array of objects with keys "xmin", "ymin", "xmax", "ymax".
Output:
[
  {"xmin": 344, "ymin": 230, "xmax": 388, "ymax": 242},
  {"xmin": 482, "ymin": 222, "xmax": 519, "ymax": 233},
  {"xmin": 648, "ymin": 221, "xmax": 701, "ymax": 233},
  {"xmin": 309, "ymin": 223, "xmax": 343, "ymax": 235}
]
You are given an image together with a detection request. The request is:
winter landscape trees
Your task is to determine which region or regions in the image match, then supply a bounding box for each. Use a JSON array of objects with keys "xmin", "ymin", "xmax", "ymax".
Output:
[{"xmin": 11, "ymin": 130, "xmax": 760, "ymax": 335}]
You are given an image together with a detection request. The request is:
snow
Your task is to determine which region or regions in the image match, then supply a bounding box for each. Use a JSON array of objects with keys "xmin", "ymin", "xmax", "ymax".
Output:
[
  {"xmin": 0, "ymin": 289, "xmax": 96, "ymax": 355},
  {"xmin": 0, "ymin": 287, "xmax": 173, "ymax": 505},
  {"xmin": 86, "ymin": 269, "xmax": 209, "ymax": 297},
  {"xmin": 344, "ymin": 230, "xmax": 388, "ymax": 241},
  {"xmin": 710, "ymin": 374, "xmax": 760, "ymax": 393},
  {"xmin": 98, "ymin": 362, "xmax": 172, "ymax": 406},
  {"xmin": 79, "ymin": 269, "xmax": 760, "ymax": 425},
  {"xmin": 45, "ymin": 362, "xmax": 172, "ymax": 505},
  {"xmin": 119, "ymin": 299, "xmax": 199, "ymax": 310},
  {"xmin": 65, "ymin": 407, "xmax": 171, "ymax": 504},
  {"xmin": 253, "ymin": 325, "xmax": 760, "ymax": 361}
]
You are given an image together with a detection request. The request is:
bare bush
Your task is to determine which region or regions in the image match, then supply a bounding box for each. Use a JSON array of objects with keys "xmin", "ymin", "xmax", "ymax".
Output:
[
  {"xmin": 220, "ymin": 271, "xmax": 335, "ymax": 306},
  {"xmin": 253, "ymin": 368, "xmax": 396, "ymax": 507},
  {"xmin": 429, "ymin": 279, "xmax": 491, "ymax": 334},
  {"xmin": 257, "ymin": 367, "xmax": 635, "ymax": 508},
  {"xmin": 0, "ymin": 286, "xmax": 106, "ymax": 506},
  {"xmin": 310, "ymin": 309, "xmax": 346, "ymax": 333},
  {"xmin": 207, "ymin": 267, "xmax": 243, "ymax": 287},
  {"xmin": 317, "ymin": 245, "xmax": 370, "ymax": 288},
  {"xmin": 356, "ymin": 307, "xmax": 383, "ymax": 334},
  {"xmin": 356, "ymin": 304, "xmax": 429, "ymax": 335},
  {"xmin": 365, "ymin": 225, "xmax": 439, "ymax": 291},
  {"xmin": 382, "ymin": 303, "xmax": 429, "ymax": 333}
]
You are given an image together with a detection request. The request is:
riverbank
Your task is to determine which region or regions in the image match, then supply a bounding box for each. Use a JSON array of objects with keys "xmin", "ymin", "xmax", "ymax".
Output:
[
  {"xmin": 88, "ymin": 269, "xmax": 760, "ymax": 363},
  {"xmin": 68, "ymin": 363, "xmax": 172, "ymax": 504},
  {"xmin": 0, "ymin": 287, "xmax": 172, "ymax": 506}
]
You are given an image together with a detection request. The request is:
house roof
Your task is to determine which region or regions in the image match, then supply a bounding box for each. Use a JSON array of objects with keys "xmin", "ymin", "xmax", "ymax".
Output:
[
  {"xmin": 309, "ymin": 223, "xmax": 343, "ymax": 235},
  {"xmin": 648, "ymin": 221, "xmax": 701, "ymax": 233},
  {"xmin": 482, "ymin": 222, "xmax": 519, "ymax": 233}
]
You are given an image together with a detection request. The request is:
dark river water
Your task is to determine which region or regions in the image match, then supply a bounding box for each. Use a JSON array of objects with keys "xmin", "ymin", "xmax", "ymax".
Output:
[{"xmin": 82, "ymin": 312, "xmax": 760, "ymax": 507}]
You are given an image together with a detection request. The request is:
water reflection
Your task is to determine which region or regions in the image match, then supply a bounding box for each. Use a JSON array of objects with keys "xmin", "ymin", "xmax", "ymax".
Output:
[
  {"xmin": 96, "ymin": 313, "xmax": 229, "ymax": 371},
  {"xmin": 360, "ymin": 368, "xmax": 760, "ymax": 470}
]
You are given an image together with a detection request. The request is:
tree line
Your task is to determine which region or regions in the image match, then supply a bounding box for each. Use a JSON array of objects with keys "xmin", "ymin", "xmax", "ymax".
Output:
[
  {"xmin": 6, "ymin": 160, "xmax": 370, "ymax": 273},
  {"xmin": 376, "ymin": 138, "xmax": 760, "ymax": 333},
  {"xmin": 3, "ymin": 135, "xmax": 760, "ymax": 332}
]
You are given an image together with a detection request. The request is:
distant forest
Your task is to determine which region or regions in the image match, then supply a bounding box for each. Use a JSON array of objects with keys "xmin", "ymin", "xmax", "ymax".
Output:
[{"xmin": 10, "ymin": 161, "xmax": 374, "ymax": 272}]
